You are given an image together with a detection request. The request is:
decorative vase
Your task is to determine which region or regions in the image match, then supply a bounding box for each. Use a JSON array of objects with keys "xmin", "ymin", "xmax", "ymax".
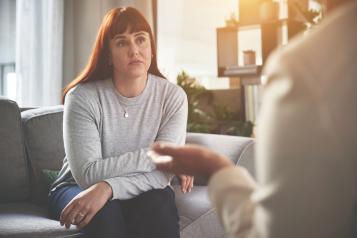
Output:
[{"xmin": 243, "ymin": 50, "xmax": 256, "ymax": 66}]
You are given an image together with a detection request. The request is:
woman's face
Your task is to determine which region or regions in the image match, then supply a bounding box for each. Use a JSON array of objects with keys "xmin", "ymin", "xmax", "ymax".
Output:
[{"xmin": 109, "ymin": 29, "xmax": 152, "ymax": 79}]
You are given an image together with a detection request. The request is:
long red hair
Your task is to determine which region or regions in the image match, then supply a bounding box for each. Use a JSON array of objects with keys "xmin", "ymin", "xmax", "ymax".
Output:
[{"xmin": 62, "ymin": 7, "xmax": 165, "ymax": 103}]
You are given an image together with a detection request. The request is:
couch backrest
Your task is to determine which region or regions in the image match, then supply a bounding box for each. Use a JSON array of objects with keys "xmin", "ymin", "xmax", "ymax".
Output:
[
  {"xmin": 20, "ymin": 106, "xmax": 256, "ymax": 203},
  {"xmin": 0, "ymin": 98, "xmax": 30, "ymax": 202},
  {"xmin": 21, "ymin": 106, "xmax": 65, "ymax": 206},
  {"xmin": 186, "ymin": 133, "xmax": 255, "ymax": 185}
]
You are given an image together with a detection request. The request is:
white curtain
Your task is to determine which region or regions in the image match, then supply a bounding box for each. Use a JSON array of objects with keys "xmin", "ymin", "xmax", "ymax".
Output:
[{"xmin": 16, "ymin": 0, "xmax": 64, "ymax": 107}]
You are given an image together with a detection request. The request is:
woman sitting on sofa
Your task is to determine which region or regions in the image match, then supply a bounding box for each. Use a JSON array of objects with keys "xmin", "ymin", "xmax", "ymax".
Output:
[{"xmin": 49, "ymin": 7, "xmax": 192, "ymax": 238}]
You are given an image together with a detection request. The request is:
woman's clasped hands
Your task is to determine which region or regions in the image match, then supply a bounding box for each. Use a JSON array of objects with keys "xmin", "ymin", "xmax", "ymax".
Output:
[{"xmin": 59, "ymin": 181, "xmax": 112, "ymax": 229}]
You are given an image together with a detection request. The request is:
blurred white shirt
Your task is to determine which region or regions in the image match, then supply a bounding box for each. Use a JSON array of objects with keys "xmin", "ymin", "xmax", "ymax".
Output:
[{"xmin": 208, "ymin": 2, "xmax": 357, "ymax": 238}]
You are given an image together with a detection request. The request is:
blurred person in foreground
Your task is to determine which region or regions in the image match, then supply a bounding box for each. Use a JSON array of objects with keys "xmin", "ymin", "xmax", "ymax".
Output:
[{"xmin": 152, "ymin": 0, "xmax": 357, "ymax": 237}]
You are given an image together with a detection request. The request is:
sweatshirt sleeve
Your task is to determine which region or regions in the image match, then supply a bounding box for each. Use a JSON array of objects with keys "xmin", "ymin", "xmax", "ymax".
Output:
[
  {"xmin": 106, "ymin": 170, "xmax": 172, "ymax": 200},
  {"xmin": 208, "ymin": 167, "xmax": 257, "ymax": 238},
  {"xmin": 63, "ymin": 88, "xmax": 156, "ymax": 189},
  {"xmin": 155, "ymin": 85, "xmax": 188, "ymax": 145}
]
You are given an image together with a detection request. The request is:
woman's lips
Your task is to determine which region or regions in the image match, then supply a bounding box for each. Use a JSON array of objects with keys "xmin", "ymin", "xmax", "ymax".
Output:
[{"xmin": 129, "ymin": 60, "xmax": 143, "ymax": 65}]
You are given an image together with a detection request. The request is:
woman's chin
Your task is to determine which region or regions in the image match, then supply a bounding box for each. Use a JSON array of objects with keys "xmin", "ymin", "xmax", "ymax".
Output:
[{"xmin": 126, "ymin": 68, "xmax": 148, "ymax": 78}]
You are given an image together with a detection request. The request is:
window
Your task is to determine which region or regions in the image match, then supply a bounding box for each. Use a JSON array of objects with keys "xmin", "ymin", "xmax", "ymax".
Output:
[
  {"xmin": 0, "ymin": 0, "xmax": 16, "ymax": 100},
  {"xmin": 157, "ymin": 0, "xmax": 237, "ymax": 89},
  {"xmin": 0, "ymin": 63, "xmax": 16, "ymax": 99}
]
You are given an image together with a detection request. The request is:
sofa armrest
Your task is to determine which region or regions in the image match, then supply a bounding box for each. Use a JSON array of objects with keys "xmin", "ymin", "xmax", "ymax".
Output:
[{"xmin": 170, "ymin": 133, "xmax": 255, "ymax": 186}]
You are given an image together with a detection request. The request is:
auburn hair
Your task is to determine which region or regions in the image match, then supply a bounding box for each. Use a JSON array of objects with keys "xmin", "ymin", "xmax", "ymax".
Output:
[{"xmin": 62, "ymin": 7, "xmax": 165, "ymax": 104}]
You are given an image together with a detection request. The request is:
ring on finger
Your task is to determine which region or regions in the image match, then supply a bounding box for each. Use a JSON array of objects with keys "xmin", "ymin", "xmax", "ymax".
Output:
[{"xmin": 72, "ymin": 212, "xmax": 85, "ymax": 224}]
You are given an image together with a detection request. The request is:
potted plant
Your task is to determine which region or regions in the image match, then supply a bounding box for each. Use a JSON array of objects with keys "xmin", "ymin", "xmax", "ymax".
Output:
[
  {"xmin": 177, "ymin": 71, "xmax": 254, "ymax": 137},
  {"xmin": 176, "ymin": 71, "xmax": 213, "ymax": 133}
]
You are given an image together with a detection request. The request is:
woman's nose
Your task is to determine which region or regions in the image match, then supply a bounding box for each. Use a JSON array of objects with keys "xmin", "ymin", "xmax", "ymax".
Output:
[{"xmin": 128, "ymin": 42, "xmax": 139, "ymax": 56}]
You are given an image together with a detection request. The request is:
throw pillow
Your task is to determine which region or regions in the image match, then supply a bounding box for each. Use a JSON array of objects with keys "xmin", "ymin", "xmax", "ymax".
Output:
[{"xmin": 41, "ymin": 169, "xmax": 59, "ymax": 190}]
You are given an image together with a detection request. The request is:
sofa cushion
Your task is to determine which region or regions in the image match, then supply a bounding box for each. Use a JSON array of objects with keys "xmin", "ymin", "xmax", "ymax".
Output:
[
  {"xmin": 0, "ymin": 202, "xmax": 81, "ymax": 237},
  {"xmin": 174, "ymin": 185, "xmax": 226, "ymax": 238},
  {"xmin": 0, "ymin": 98, "xmax": 30, "ymax": 202},
  {"xmin": 236, "ymin": 139, "xmax": 255, "ymax": 178},
  {"xmin": 186, "ymin": 133, "xmax": 255, "ymax": 185},
  {"xmin": 21, "ymin": 106, "xmax": 65, "ymax": 206}
]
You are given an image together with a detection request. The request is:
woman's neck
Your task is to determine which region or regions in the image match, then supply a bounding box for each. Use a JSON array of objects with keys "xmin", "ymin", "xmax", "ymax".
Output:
[{"xmin": 113, "ymin": 74, "xmax": 148, "ymax": 98}]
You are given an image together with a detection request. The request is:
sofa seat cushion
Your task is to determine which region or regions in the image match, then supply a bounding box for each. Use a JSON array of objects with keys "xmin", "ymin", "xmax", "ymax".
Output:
[
  {"xmin": 174, "ymin": 186, "xmax": 227, "ymax": 238},
  {"xmin": 0, "ymin": 202, "xmax": 81, "ymax": 238}
]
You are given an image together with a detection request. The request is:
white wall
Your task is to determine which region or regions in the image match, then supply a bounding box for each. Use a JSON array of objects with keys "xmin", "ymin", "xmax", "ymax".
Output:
[{"xmin": 157, "ymin": 0, "xmax": 236, "ymax": 88}]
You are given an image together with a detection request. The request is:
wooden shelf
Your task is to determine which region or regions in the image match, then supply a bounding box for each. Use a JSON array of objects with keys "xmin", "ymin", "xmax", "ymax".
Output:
[
  {"xmin": 217, "ymin": 19, "xmax": 304, "ymax": 29},
  {"xmin": 241, "ymin": 77, "xmax": 261, "ymax": 86},
  {"xmin": 216, "ymin": 3, "xmax": 307, "ymax": 121},
  {"xmin": 219, "ymin": 65, "xmax": 262, "ymax": 77},
  {"xmin": 216, "ymin": 18, "xmax": 305, "ymax": 77}
]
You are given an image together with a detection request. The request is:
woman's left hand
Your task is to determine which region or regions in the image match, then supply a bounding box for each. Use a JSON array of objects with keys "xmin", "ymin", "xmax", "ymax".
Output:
[
  {"xmin": 59, "ymin": 181, "xmax": 112, "ymax": 229},
  {"xmin": 178, "ymin": 175, "xmax": 194, "ymax": 193}
]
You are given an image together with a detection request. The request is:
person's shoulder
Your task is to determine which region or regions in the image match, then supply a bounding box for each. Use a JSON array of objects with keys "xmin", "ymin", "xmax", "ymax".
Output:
[
  {"xmin": 150, "ymin": 74, "xmax": 186, "ymax": 99},
  {"xmin": 65, "ymin": 79, "xmax": 108, "ymax": 103}
]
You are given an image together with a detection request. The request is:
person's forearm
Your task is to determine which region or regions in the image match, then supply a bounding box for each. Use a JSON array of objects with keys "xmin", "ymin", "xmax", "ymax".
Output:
[
  {"xmin": 203, "ymin": 150, "xmax": 233, "ymax": 178},
  {"xmin": 69, "ymin": 148, "xmax": 156, "ymax": 189},
  {"xmin": 105, "ymin": 170, "xmax": 172, "ymax": 200}
]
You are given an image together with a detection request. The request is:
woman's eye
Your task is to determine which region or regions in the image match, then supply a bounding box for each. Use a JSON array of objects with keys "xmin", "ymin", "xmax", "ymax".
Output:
[
  {"xmin": 116, "ymin": 40, "xmax": 127, "ymax": 47},
  {"xmin": 137, "ymin": 37, "xmax": 146, "ymax": 44}
]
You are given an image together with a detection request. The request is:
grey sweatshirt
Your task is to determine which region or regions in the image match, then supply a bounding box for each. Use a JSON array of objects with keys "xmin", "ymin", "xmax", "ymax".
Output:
[{"xmin": 50, "ymin": 74, "xmax": 188, "ymax": 200}]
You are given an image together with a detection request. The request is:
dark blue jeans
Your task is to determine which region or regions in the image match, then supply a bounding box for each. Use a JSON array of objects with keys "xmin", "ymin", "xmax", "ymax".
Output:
[{"xmin": 49, "ymin": 185, "xmax": 180, "ymax": 238}]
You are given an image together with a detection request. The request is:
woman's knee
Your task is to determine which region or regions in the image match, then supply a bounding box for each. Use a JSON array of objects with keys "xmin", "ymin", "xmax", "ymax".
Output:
[
  {"xmin": 88, "ymin": 200, "xmax": 124, "ymax": 225},
  {"xmin": 124, "ymin": 187, "xmax": 179, "ymax": 238},
  {"xmin": 136, "ymin": 187, "xmax": 179, "ymax": 224},
  {"xmin": 141, "ymin": 186, "xmax": 175, "ymax": 205},
  {"xmin": 84, "ymin": 200, "xmax": 126, "ymax": 238}
]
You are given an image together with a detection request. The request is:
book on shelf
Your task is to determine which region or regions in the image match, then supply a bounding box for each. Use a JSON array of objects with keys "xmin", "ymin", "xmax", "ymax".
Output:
[
  {"xmin": 223, "ymin": 65, "xmax": 262, "ymax": 77},
  {"xmin": 245, "ymin": 84, "xmax": 263, "ymax": 124}
]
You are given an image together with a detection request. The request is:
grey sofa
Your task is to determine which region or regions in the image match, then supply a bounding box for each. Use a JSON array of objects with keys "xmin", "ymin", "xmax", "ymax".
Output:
[{"xmin": 0, "ymin": 98, "xmax": 255, "ymax": 238}]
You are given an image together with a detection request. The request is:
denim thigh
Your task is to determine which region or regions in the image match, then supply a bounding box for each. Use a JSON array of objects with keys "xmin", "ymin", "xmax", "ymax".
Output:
[{"xmin": 48, "ymin": 185, "xmax": 83, "ymax": 220}]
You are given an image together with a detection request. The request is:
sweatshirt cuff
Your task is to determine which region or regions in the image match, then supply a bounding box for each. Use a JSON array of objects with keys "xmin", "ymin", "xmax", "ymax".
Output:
[
  {"xmin": 208, "ymin": 166, "xmax": 257, "ymax": 204},
  {"xmin": 104, "ymin": 177, "xmax": 119, "ymax": 200}
]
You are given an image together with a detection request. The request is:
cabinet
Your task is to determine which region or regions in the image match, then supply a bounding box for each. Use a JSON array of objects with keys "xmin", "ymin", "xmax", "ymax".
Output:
[{"xmin": 216, "ymin": 0, "xmax": 306, "ymax": 121}]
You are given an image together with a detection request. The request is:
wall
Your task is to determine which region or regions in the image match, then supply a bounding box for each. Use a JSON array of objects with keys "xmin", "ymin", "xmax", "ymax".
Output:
[{"xmin": 157, "ymin": 0, "xmax": 235, "ymax": 87}]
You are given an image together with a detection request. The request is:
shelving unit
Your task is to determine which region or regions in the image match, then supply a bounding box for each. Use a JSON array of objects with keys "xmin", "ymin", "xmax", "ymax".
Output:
[{"xmin": 216, "ymin": 0, "xmax": 307, "ymax": 121}]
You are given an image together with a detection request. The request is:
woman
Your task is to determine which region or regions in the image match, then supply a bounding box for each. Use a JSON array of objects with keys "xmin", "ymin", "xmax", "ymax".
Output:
[{"xmin": 49, "ymin": 7, "xmax": 192, "ymax": 238}]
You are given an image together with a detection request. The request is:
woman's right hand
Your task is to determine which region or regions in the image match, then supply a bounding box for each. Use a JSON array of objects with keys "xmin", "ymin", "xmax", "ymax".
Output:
[
  {"xmin": 59, "ymin": 181, "xmax": 113, "ymax": 229},
  {"xmin": 178, "ymin": 174, "xmax": 194, "ymax": 193}
]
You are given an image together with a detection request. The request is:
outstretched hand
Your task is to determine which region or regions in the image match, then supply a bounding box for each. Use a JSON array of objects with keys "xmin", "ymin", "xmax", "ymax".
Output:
[{"xmin": 150, "ymin": 143, "xmax": 233, "ymax": 179}]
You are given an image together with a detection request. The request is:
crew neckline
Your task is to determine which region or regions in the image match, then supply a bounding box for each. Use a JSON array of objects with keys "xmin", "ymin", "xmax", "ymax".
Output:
[{"xmin": 109, "ymin": 74, "xmax": 153, "ymax": 106}]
